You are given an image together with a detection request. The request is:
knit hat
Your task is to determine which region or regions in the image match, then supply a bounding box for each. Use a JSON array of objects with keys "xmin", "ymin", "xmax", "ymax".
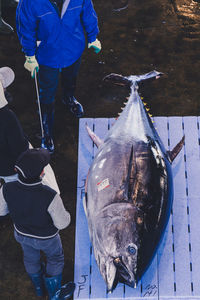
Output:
[
  {"xmin": 15, "ymin": 148, "xmax": 50, "ymax": 179},
  {"xmin": 0, "ymin": 67, "xmax": 15, "ymax": 109}
]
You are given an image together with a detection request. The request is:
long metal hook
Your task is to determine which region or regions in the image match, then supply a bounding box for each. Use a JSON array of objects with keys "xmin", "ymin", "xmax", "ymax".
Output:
[{"xmin": 34, "ymin": 72, "xmax": 44, "ymax": 139}]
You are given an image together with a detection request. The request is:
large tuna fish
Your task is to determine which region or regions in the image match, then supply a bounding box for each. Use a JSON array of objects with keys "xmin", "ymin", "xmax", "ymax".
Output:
[{"xmin": 83, "ymin": 71, "xmax": 184, "ymax": 292}]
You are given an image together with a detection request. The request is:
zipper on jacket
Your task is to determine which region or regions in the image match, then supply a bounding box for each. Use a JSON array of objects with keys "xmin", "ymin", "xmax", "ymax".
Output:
[{"xmin": 48, "ymin": 0, "xmax": 63, "ymax": 17}]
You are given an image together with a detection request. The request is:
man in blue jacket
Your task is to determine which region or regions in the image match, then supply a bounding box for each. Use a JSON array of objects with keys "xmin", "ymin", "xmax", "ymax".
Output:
[{"xmin": 16, "ymin": 0, "xmax": 101, "ymax": 153}]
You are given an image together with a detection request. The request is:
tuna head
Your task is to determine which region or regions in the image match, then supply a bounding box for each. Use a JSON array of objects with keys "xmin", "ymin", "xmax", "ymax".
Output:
[{"xmin": 92, "ymin": 202, "xmax": 142, "ymax": 292}]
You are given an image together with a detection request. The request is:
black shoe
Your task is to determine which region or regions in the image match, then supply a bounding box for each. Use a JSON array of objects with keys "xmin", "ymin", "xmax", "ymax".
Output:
[
  {"xmin": 41, "ymin": 136, "xmax": 54, "ymax": 154},
  {"xmin": 54, "ymin": 282, "xmax": 76, "ymax": 300},
  {"xmin": 62, "ymin": 96, "xmax": 84, "ymax": 118}
]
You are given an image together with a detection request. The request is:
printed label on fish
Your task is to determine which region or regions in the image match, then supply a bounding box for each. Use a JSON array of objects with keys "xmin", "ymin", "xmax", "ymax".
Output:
[{"xmin": 97, "ymin": 178, "xmax": 110, "ymax": 191}]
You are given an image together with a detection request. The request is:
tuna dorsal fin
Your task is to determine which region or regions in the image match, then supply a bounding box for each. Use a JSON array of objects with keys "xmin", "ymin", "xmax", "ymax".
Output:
[
  {"xmin": 167, "ymin": 136, "xmax": 185, "ymax": 162},
  {"xmin": 85, "ymin": 123, "xmax": 104, "ymax": 148}
]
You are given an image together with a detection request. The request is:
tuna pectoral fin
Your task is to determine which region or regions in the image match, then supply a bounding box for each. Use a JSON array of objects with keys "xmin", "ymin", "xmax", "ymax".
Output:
[
  {"xmin": 167, "ymin": 135, "xmax": 185, "ymax": 162},
  {"xmin": 85, "ymin": 123, "xmax": 104, "ymax": 148}
]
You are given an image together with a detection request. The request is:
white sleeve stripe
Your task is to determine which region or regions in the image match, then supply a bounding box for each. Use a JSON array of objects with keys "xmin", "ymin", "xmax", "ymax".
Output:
[
  {"xmin": 48, "ymin": 194, "xmax": 71, "ymax": 230},
  {"xmin": 0, "ymin": 187, "xmax": 9, "ymax": 216}
]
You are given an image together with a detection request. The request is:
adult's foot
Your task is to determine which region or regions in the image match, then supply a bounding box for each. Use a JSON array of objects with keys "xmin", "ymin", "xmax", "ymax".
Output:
[{"xmin": 62, "ymin": 96, "xmax": 84, "ymax": 118}]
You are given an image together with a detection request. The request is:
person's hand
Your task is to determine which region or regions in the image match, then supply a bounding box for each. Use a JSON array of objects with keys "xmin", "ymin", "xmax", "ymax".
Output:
[
  {"xmin": 88, "ymin": 39, "xmax": 101, "ymax": 54},
  {"xmin": 24, "ymin": 55, "xmax": 39, "ymax": 78}
]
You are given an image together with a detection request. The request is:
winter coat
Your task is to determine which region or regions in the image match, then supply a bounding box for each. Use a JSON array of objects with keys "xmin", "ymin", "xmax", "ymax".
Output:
[
  {"xmin": 0, "ymin": 106, "xmax": 29, "ymax": 176},
  {"xmin": 0, "ymin": 179, "xmax": 71, "ymax": 238},
  {"xmin": 16, "ymin": 0, "xmax": 99, "ymax": 68}
]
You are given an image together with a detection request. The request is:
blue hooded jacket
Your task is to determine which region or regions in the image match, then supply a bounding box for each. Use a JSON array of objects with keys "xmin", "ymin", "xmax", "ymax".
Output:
[{"xmin": 16, "ymin": 0, "xmax": 99, "ymax": 68}]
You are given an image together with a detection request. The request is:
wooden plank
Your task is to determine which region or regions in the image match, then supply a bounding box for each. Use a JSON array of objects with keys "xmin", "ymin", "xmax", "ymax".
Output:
[
  {"xmin": 168, "ymin": 117, "xmax": 191, "ymax": 297},
  {"xmin": 154, "ymin": 117, "xmax": 174, "ymax": 298},
  {"xmin": 125, "ymin": 281, "xmax": 141, "ymax": 298},
  {"xmin": 74, "ymin": 118, "xmax": 94, "ymax": 300},
  {"xmin": 107, "ymin": 283, "xmax": 124, "ymax": 299},
  {"xmin": 90, "ymin": 118, "xmax": 109, "ymax": 299},
  {"xmin": 124, "ymin": 273, "xmax": 141, "ymax": 297},
  {"xmin": 183, "ymin": 117, "xmax": 200, "ymax": 296},
  {"xmin": 74, "ymin": 188, "xmax": 91, "ymax": 300},
  {"xmin": 183, "ymin": 117, "xmax": 200, "ymax": 197},
  {"xmin": 141, "ymin": 258, "xmax": 158, "ymax": 300}
]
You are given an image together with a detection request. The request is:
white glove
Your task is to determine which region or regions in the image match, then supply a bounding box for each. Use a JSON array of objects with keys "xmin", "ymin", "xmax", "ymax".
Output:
[
  {"xmin": 88, "ymin": 39, "xmax": 101, "ymax": 54},
  {"xmin": 24, "ymin": 55, "xmax": 39, "ymax": 78}
]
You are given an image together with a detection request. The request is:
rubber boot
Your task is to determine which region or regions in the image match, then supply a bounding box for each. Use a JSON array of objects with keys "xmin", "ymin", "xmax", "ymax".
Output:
[
  {"xmin": 0, "ymin": 0, "xmax": 13, "ymax": 34},
  {"xmin": 41, "ymin": 111, "xmax": 54, "ymax": 154},
  {"xmin": 62, "ymin": 95, "xmax": 84, "ymax": 118},
  {"xmin": 53, "ymin": 282, "xmax": 76, "ymax": 300},
  {"xmin": 44, "ymin": 274, "xmax": 62, "ymax": 300},
  {"xmin": 28, "ymin": 271, "xmax": 45, "ymax": 297}
]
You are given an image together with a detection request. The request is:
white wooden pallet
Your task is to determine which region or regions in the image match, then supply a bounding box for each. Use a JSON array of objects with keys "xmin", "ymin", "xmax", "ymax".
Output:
[{"xmin": 74, "ymin": 117, "xmax": 200, "ymax": 300}]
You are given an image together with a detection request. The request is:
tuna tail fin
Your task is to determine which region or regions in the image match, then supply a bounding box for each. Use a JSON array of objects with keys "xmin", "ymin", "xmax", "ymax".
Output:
[
  {"xmin": 85, "ymin": 123, "xmax": 104, "ymax": 148},
  {"xmin": 103, "ymin": 73, "xmax": 132, "ymax": 88},
  {"xmin": 103, "ymin": 71, "xmax": 164, "ymax": 88},
  {"xmin": 167, "ymin": 136, "xmax": 185, "ymax": 162}
]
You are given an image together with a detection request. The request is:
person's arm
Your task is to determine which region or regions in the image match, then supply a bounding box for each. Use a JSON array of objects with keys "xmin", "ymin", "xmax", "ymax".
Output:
[
  {"xmin": 48, "ymin": 194, "xmax": 71, "ymax": 230},
  {"xmin": 81, "ymin": 0, "xmax": 99, "ymax": 43},
  {"xmin": 16, "ymin": 0, "xmax": 38, "ymax": 56},
  {"xmin": 16, "ymin": 0, "xmax": 39, "ymax": 77},
  {"xmin": 0, "ymin": 187, "xmax": 9, "ymax": 216}
]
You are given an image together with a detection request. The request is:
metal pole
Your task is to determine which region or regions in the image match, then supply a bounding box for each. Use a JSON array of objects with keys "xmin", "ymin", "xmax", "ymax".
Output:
[{"xmin": 34, "ymin": 72, "xmax": 44, "ymax": 139}]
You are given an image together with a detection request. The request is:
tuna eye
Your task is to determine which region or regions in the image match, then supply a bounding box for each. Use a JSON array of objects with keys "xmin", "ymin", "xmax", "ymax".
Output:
[{"xmin": 128, "ymin": 245, "xmax": 137, "ymax": 255}]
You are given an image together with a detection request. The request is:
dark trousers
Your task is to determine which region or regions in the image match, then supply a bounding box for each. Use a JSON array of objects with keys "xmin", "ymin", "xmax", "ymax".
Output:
[
  {"xmin": 14, "ymin": 230, "xmax": 64, "ymax": 276},
  {"xmin": 38, "ymin": 58, "xmax": 81, "ymax": 106}
]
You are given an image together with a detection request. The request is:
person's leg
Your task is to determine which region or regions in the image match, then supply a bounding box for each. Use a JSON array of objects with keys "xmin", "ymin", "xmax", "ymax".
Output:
[
  {"xmin": 38, "ymin": 234, "xmax": 63, "ymax": 298},
  {"xmin": 14, "ymin": 231, "xmax": 45, "ymax": 297},
  {"xmin": 61, "ymin": 58, "xmax": 84, "ymax": 118},
  {"xmin": 40, "ymin": 102, "xmax": 55, "ymax": 153},
  {"xmin": 38, "ymin": 65, "xmax": 59, "ymax": 153},
  {"xmin": 39, "ymin": 234, "xmax": 75, "ymax": 299},
  {"xmin": 61, "ymin": 58, "xmax": 81, "ymax": 98}
]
